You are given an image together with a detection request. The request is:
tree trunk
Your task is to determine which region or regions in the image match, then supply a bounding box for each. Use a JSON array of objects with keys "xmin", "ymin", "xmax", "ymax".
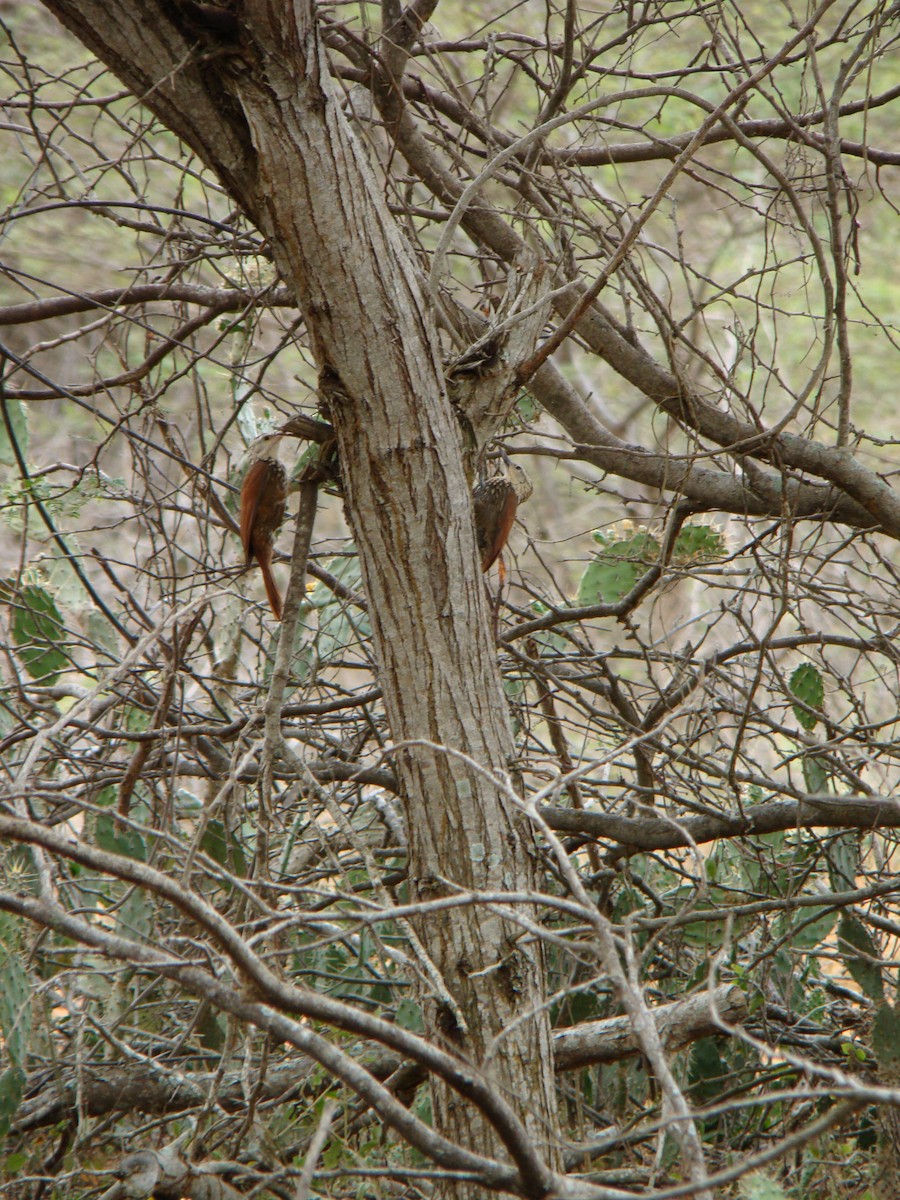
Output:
[{"xmin": 40, "ymin": 0, "xmax": 560, "ymax": 1188}]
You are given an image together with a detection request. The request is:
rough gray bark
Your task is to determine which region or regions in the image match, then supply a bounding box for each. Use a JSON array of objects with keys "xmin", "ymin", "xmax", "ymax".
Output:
[{"xmin": 37, "ymin": 0, "xmax": 560, "ymax": 1190}]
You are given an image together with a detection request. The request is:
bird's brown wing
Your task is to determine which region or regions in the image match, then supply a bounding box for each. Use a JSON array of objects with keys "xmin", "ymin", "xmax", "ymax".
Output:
[
  {"xmin": 473, "ymin": 478, "xmax": 518, "ymax": 571},
  {"xmin": 239, "ymin": 458, "xmax": 272, "ymax": 565}
]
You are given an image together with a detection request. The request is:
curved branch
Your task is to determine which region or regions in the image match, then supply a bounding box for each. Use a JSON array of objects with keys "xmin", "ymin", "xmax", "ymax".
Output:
[
  {"xmin": 0, "ymin": 817, "xmax": 552, "ymax": 1193},
  {"xmin": 0, "ymin": 283, "xmax": 297, "ymax": 327},
  {"xmin": 364, "ymin": 5, "xmax": 900, "ymax": 537},
  {"xmin": 555, "ymin": 985, "xmax": 747, "ymax": 1071},
  {"xmin": 335, "ymin": 53, "xmax": 900, "ymax": 169},
  {"xmin": 4, "ymin": 304, "xmax": 238, "ymax": 401},
  {"xmin": 0, "ymin": 889, "xmax": 526, "ymax": 1194},
  {"xmin": 541, "ymin": 795, "xmax": 900, "ymax": 855}
]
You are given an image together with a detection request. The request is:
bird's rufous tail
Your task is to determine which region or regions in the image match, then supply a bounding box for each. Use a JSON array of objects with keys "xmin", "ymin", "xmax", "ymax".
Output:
[{"xmin": 258, "ymin": 552, "xmax": 283, "ymax": 621}]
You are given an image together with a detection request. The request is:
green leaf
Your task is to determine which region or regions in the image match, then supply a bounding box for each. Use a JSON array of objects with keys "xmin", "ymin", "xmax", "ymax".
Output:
[
  {"xmin": 578, "ymin": 531, "xmax": 660, "ymax": 603},
  {"xmin": 201, "ymin": 820, "xmax": 229, "ymax": 867},
  {"xmin": 321, "ymin": 1139, "xmax": 344, "ymax": 1170},
  {"xmin": 739, "ymin": 1172, "xmax": 788, "ymax": 1200},
  {"xmin": 87, "ymin": 608, "xmax": 120, "ymax": 657},
  {"xmin": 516, "ymin": 391, "xmax": 540, "ymax": 422},
  {"xmin": 395, "ymin": 999, "xmax": 424, "ymax": 1032},
  {"xmin": 578, "ymin": 556, "xmax": 639, "ymax": 604},
  {"xmin": 672, "ymin": 524, "xmax": 726, "ymax": 560},
  {"xmin": 308, "ymin": 556, "xmax": 371, "ymax": 664},
  {"xmin": 552, "ymin": 987, "xmax": 605, "ymax": 1028},
  {"xmin": 802, "ymin": 753, "xmax": 830, "ymax": 793},
  {"xmin": 0, "ymin": 1067, "xmax": 25, "ymax": 1137},
  {"xmin": 291, "ymin": 440, "xmax": 321, "ymax": 481},
  {"xmin": 201, "ymin": 819, "xmax": 248, "ymax": 877},
  {"xmin": 115, "ymin": 887, "xmax": 152, "ymax": 944},
  {"xmin": 95, "ymin": 814, "xmax": 146, "ymax": 862},
  {"xmin": 872, "ymin": 1002, "xmax": 900, "ymax": 1069},
  {"xmin": 790, "ymin": 663, "xmax": 824, "ymax": 730},
  {"xmin": 771, "ymin": 948, "xmax": 799, "ymax": 1007},
  {"xmin": 587, "ymin": 530, "xmax": 660, "ymax": 559},
  {"xmin": 197, "ymin": 1006, "xmax": 226, "ymax": 1052},
  {"xmin": 0, "ymin": 399, "xmax": 28, "ymax": 467},
  {"xmin": 124, "ymin": 704, "xmax": 151, "ymax": 734},
  {"xmin": 412, "ymin": 1081, "xmax": 432, "ymax": 1126},
  {"xmin": 688, "ymin": 1037, "xmax": 727, "ymax": 1103},
  {"xmin": 682, "ymin": 909, "xmax": 727, "ymax": 951},
  {"xmin": 837, "ymin": 914, "xmax": 884, "ymax": 1001},
  {"xmin": 787, "ymin": 906, "xmax": 837, "ymax": 951},
  {"xmin": 9, "ymin": 585, "xmax": 66, "ymax": 684},
  {"xmin": 307, "ymin": 554, "xmax": 363, "ymax": 607},
  {"xmin": 0, "ymin": 940, "xmax": 30, "ymax": 1066},
  {"xmin": 827, "ymin": 831, "xmax": 858, "ymax": 893}
]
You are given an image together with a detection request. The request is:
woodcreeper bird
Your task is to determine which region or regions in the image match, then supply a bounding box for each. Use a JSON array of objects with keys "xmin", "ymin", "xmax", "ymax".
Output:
[
  {"xmin": 472, "ymin": 458, "xmax": 533, "ymax": 572},
  {"xmin": 239, "ymin": 433, "xmax": 288, "ymax": 620},
  {"xmin": 239, "ymin": 434, "xmax": 530, "ymax": 617}
]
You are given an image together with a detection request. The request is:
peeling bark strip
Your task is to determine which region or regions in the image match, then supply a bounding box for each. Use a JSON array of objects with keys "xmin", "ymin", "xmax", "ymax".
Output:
[{"xmin": 38, "ymin": 0, "xmax": 560, "ymax": 1189}]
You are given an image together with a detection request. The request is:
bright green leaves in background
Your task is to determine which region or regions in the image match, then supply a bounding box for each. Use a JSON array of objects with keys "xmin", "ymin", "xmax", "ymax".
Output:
[
  {"xmin": 789, "ymin": 661, "xmax": 830, "ymax": 795},
  {"xmin": 578, "ymin": 523, "xmax": 726, "ymax": 604},
  {"xmin": 302, "ymin": 555, "xmax": 371, "ymax": 669},
  {"xmin": 787, "ymin": 661, "xmax": 892, "ymax": 1023},
  {"xmin": 837, "ymin": 914, "xmax": 884, "ymax": 1004},
  {"xmin": 0, "ymin": 918, "xmax": 31, "ymax": 1137},
  {"xmin": 739, "ymin": 1174, "xmax": 788, "ymax": 1200},
  {"xmin": 873, "ymin": 1001, "xmax": 900, "ymax": 1074},
  {"xmin": 789, "ymin": 662, "xmax": 825, "ymax": 731},
  {"xmin": 0, "ymin": 399, "xmax": 28, "ymax": 468},
  {"xmin": 578, "ymin": 531, "xmax": 652, "ymax": 605},
  {"xmin": 200, "ymin": 818, "xmax": 248, "ymax": 878},
  {"xmin": 1, "ymin": 583, "xmax": 67, "ymax": 685},
  {"xmin": 94, "ymin": 811, "xmax": 147, "ymax": 863}
]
